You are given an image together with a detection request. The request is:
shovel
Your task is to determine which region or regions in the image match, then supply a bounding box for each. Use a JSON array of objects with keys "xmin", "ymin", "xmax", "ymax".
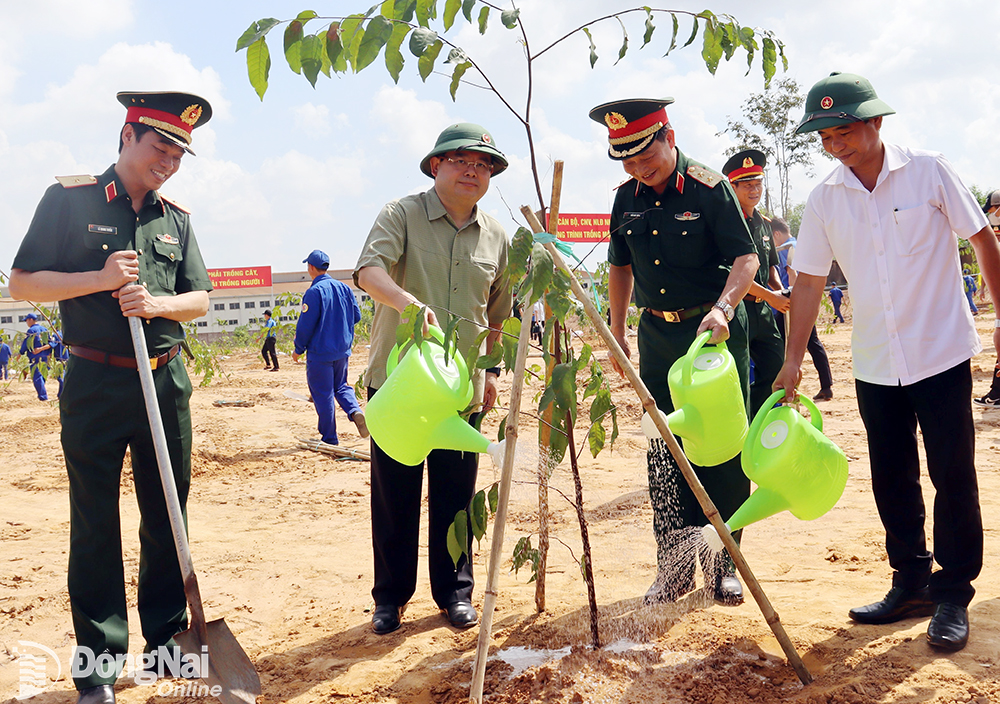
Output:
[{"xmin": 128, "ymin": 315, "xmax": 261, "ymax": 704}]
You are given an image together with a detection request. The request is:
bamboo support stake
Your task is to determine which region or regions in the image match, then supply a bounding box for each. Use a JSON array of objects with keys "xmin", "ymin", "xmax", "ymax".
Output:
[
  {"xmin": 520, "ymin": 201, "xmax": 813, "ymax": 686},
  {"xmin": 534, "ymin": 161, "xmax": 564, "ymax": 613},
  {"xmin": 469, "ymin": 294, "xmax": 536, "ymax": 704},
  {"xmin": 296, "ymin": 438, "xmax": 371, "ymax": 461}
]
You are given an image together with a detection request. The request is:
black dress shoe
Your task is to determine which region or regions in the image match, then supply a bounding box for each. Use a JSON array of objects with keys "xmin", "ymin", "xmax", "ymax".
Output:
[
  {"xmin": 849, "ymin": 586, "xmax": 934, "ymax": 624},
  {"xmin": 372, "ymin": 604, "xmax": 402, "ymax": 634},
  {"xmin": 77, "ymin": 685, "xmax": 115, "ymax": 704},
  {"xmin": 713, "ymin": 573, "xmax": 744, "ymax": 606},
  {"xmin": 443, "ymin": 601, "xmax": 478, "ymax": 628},
  {"xmin": 927, "ymin": 603, "xmax": 969, "ymax": 651},
  {"xmin": 643, "ymin": 570, "xmax": 696, "ymax": 605}
]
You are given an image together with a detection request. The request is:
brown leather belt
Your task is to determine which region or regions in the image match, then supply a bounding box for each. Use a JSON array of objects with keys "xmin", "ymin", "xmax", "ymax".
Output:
[
  {"xmin": 646, "ymin": 302, "xmax": 714, "ymax": 323},
  {"xmin": 743, "ymin": 294, "xmax": 764, "ymax": 303},
  {"xmin": 71, "ymin": 343, "xmax": 181, "ymax": 370}
]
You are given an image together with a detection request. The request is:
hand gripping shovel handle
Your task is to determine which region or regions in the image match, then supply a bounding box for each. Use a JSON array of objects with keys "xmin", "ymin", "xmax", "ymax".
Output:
[{"xmin": 127, "ymin": 315, "xmax": 209, "ymax": 644}]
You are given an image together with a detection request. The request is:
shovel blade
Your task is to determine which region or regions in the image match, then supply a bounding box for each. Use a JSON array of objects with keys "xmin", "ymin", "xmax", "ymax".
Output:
[{"xmin": 174, "ymin": 618, "xmax": 261, "ymax": 704}]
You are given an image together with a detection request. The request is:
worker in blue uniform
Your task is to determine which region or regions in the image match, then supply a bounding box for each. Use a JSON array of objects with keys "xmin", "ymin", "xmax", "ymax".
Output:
[
  {"xmin": 19, "ymin": 312, "xmax": 51, "ymax": 400},
  {"xmin": 0, "ymin": 335, "xmax": 12, "ymax": 380},
  {"xmin": 293, "ymin": 249, "xmax": 368, "ymax": 444}
]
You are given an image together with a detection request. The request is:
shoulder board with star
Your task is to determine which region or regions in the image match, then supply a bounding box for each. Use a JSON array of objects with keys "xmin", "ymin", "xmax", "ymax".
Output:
[
  {"xmin": 160, "ymin": 194, "xmax": 191, "ymax": 214},
  {"xmin": 613, "ymin": 177, "xmax": 636, "ymax": 191},
  {"xmin": 55, "ymin": 175, "xmax": 97, "ymax": 189},
  {"xmin": 686, "ymin": 165, "xmax": 723, "ymax": 188}
]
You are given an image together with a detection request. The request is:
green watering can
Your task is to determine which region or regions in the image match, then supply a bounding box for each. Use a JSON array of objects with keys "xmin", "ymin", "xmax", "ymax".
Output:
[
  {"xmin": 703, "ymin": 389, "xmax": 849, "ymax": 551},
  {"xmin": 661, "ymin": 331, "xmax": 749, "ymax": 467},
  {"xmin": 365, "ymin": 326, "xmax": 505, "ymax": 467}
]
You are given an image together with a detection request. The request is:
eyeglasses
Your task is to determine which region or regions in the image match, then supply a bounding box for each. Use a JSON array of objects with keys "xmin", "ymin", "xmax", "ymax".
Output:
[{"xmin": 441, "ymin": 156, "xmax": 494, "ymax": 175}]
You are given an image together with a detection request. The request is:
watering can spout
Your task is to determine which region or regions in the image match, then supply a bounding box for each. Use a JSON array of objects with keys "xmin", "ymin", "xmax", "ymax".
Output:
[
  {"xmin": 725, "ymin": 487, "xmax": 792, "ymax": 534},
  {"xmin": 429, "ymin": 414, "xmax": 492, "ymax": 456}
]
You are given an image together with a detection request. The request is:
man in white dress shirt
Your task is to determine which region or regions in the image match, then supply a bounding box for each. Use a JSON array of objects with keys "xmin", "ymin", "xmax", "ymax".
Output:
[{"xmin": 773, "ymin": 72, "xmax": 1000, "ymax": 652}]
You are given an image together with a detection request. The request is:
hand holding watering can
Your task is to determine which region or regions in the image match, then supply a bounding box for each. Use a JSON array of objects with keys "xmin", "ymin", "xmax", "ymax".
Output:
[{"xmin": 365, "ymin": 326, "xmax": 505, "ymax": 467}]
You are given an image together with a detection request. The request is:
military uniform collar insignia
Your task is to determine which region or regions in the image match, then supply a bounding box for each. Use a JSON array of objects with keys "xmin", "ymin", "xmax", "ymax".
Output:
[{"xmin": 105, "ymin": 180, "xmax": 118, "ymax": 203}]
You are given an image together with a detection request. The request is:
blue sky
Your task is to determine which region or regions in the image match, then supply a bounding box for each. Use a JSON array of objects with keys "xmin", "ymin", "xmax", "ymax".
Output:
[{"xmin": 1, "ymin": 0, "xmax": 997, "ymax": 276}]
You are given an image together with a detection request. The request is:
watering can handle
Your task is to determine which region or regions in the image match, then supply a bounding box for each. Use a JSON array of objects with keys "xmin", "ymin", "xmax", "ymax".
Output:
[
  {"xmin": 681, "ymin": 330, "xmax": 725, "ymax": 386},
  {"xmin": 386, "ymin": 324, "xmax": 446, "ymax": 376},
  {"xmin": 748, "ymin": 389, "xmax": 825, "ymax": 448}
]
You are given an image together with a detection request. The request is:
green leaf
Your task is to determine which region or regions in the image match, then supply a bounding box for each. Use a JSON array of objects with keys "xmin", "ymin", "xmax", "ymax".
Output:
[
  {"xmin": 408, "ymin": 26, "xmax": 438, "ymax": 56},
  {"xmin": 326, "ymin": 23, "xmax": 346, "ymax": 72},
  {"xmin": 642, "ymin": 8, "xmax": 655, "ymax": 48},
  {"xmin": 664, "ymin": 12, "xmax": 678, "ymax": 56},
  {"xmin": 454, "ymin": 509, "xmax": 468, "ymax": 552},
  {"xmin": 762, "ymin": 36, "xmax": 777, "ymax": 87},
  {"xmin": 463, "ymin": 328, "xmax": 490, "ymax": 382},
  {"xmin": 442, "ymin": 313, "xmax": 461, "ymax": 365},
  {"xmin": 470, "ymin": 490, "xmax": 487, "ymax": 543},
  {"xmin": 475, "ymin": 338, "xmax": 503, "ymax": 369},
  {"xmin": 740, "ymin": 26, "xmax": 756, "ymax": 74},
  {"xmin": 683, "ymin": 16, "xmax": 699, "ymax": 48},
  {"xmin": 588, "ymin": 420, "xmax": 606, "ymax": 458},
  {"xmin": 508, "ymin": 227, "xmax": 533, "ymax": 283},
  {"xmin": 488, "ymin": 482, "xmax": 499, "ymax": 514},
  {"xmin": 300, "ymin": 33, "xmax": 323, "ymax": 86},
  {"xmin": 448, "ymin": 61, "xmax": 471, "ymax": 100},
  {"xmin": 498, "ymin": 416, "xmax": 507, "ymax": 444},
  {"xmin": 501, "ymin": 8, "xmax": 520, "ymax": 29},
  {"xmin": 582, "ymin": 27, "xmax": 598, "ymax": 68},
  {"xmin": 296, "ymin": 10, "xmax": 318, "ymax": 21},
  {"xmin": 527, "ymin": 243, "xmax": 554, "ymax": 305},
  {"xmin": 283, "ymin": 21, "xmax": 304, "ymax": 74},
  {"xmin": 477, "ymin": 6, "xmax": 489, "ymax": 34},
  {"xmin": 701, "ymin": 17, "xmax": 723, "ymax": 74},
  {"xmin": 394, "ymin": 0, "xmax": 417, "ymax": 22},
  {"xmin": 340, "ymin": 14, "xmax": 366, "ymax": 70},
  {"xmin": 447, "ymin": 520, "xmax": 463, "ymax": 567},
  {"xmin": 462, "ymin": 0, "xmax": 476, "ymax": 22},
  {"xmin": 246, "ymin": 38, "xmax": 271, "ymax": 100},
  {"xmin": 443, "ymin": 0, "xmax": 461, "ymax": 30},
  {"xmin": 511, "ymin": 536, "xmax": 539, "ymax": 581},
  {"xmin": 614, "ymin": 17, "xmax": 628, "ymax": 66},
  {"xmin": 589, "ymin": 386, "xmax": 612, "ymax": 424},
  {"xmin": 385, "ymin": 22, "xmax": 409, "ymax": 81},
  {"xmin": 357, "ymin": 14, "xmax": 393, "ymax": 70},
  {"xmin": 416, "ymin": 0, "xmax": 435, "ymax": 27},
  {"xmin": 577, "ymin": 342, "xmax": 592, "ymax": 371},
  {"xmin": 500, "ymin": 317, "xmax": 521, "ymax": 371},
  {"xmin": 236, "ymin": 18, "xmax": 279, "ymax": 52},
  {"xmin": 418, "ymin": 39, "xmax": 443, "ymax": 81}
]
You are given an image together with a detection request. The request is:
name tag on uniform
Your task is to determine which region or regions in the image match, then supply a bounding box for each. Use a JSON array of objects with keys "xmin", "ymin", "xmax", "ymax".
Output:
[
  {"xmin": 89, "ymin": 224, "xmax": 117, "ymax": 234},
  {"xmin": 155, "ymin": 234, "xmax": 180, "ymax": 245},
  {"xmin": 623, "ymin": 212, "xmax": 644, "ymax": 220}
]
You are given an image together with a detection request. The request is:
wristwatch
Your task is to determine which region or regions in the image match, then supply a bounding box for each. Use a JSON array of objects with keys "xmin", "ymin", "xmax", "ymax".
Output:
[{"xmin": 713, "ymin": 300, "xmax": 735, "ymax": 322}]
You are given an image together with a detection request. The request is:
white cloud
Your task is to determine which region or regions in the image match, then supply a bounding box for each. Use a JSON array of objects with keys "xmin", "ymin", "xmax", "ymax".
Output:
[{"xmin": 291, "ymin": 102, "xmax": 334, "ymax": 136}]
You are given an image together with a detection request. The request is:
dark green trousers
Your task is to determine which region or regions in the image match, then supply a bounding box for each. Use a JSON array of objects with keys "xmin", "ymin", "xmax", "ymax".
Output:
[
  {"xmin": 745, "ymin": 301, "xmax": 785, "ymax": 417},
  {"xmin": 637, "ymin": 307, "xmax": 751, "ymax": 573},
  {"xmin": 61, "ymin": 354, "xmax": 192, "ymax": 688}
]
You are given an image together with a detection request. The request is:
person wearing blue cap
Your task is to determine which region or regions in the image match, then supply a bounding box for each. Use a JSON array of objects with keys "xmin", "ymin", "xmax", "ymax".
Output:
[
  {"xmin": 260, "ymin": 309, "xmax": 278, "ymax": 370},
  {"xmin": 9, "ymin": 90, "xmax": 213, "ymax": 704},
  {"xmin": 355, "ymin": 122, "xmax": 512, "ymax": 635},
  {"xmin": 774, "ymin": 72, "xmax": 1000, "ymax": 652},
  {"xmin": 293, "ymin": 249, "xmax": 367, "ymax": 445},
  {"xmin": 18, "ymin": 312, "xmax": 51, "ymax": 400}
]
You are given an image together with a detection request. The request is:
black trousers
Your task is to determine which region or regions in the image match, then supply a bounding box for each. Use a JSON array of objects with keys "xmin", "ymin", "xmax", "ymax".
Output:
[
  {"xmin": 368, "ymin": 387, "xmax": 478, "ymax": 609},
  {"xmin": 637, "ymin": 309, "xmax": 752, "ymax": 574},
  {"xmin": 261, "ymin": 336, "xmax": 278, "ymax": 368},
  {"xmin": 855, "ymin": 361, "xmax": 982, "ymax": 606},
  {"xmin": 774, "ymin": 313, "xmax": 833, "ymax": 391},
  {"xmin": 746, "ymin": 301, "xmax": 785, "ymax": 417}
]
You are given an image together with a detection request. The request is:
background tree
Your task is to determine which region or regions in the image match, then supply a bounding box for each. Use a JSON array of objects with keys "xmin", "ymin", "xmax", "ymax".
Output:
[{"xmin": 718, "ymin": 77, "xmax": 816, "ymax": 217}]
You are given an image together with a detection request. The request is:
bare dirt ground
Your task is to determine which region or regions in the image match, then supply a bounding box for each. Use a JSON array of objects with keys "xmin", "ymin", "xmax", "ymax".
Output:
[{"xmin": 4, "ymin": 306, "xmax": 1000, "ymax": 704}]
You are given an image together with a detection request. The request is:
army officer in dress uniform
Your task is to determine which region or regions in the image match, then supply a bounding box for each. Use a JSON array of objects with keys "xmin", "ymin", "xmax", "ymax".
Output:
[
  {"xmin": 9, "ymin": 91, "xmax": 213, "ymax": 704},
  {"xmin": 590, "ymin": 98, "xmax": 758, "ymax": 606},
  {"xmin": 721, "ymin": 149, "xmax": 787, "ymax": 415}
]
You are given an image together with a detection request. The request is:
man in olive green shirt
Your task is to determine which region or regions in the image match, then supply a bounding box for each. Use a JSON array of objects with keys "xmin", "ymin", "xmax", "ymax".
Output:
[
  {"xmin": 10, "ymin": 92, "xmax": 213, "ymax": 704},
  {"xmin": 354, "ymin": 123, "xmax": 511, "ymax": 635}
]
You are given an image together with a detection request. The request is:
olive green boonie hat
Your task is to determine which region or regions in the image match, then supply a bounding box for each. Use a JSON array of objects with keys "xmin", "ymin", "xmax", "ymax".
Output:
[
  {"xmin": 420, "ymin": 122, "xmax": 508, "ymax": 177},
  {"xmin": 795, "ymin": 72, "xmax": 895, "ymax": 134}
]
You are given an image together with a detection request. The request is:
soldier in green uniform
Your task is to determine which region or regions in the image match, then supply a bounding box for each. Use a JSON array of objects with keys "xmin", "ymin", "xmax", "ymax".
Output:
[
  {"xmin": 589, "ymin": 98, "xmax": 758, "ymax": 605},
  {"xmin": 721, "ymin": 149, "xmax": 787, "ymax": 415},
  {"xmin": 9, "ymin": 91, "xmax": 213, "ymax": 704}
]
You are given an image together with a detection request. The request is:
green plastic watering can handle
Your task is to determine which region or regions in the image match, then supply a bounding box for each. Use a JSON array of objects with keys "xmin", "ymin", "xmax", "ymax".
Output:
[
  {"xmin": 748, "ymin": 389, "xmax": 824, "ymax": 450},
  {"xmin": 681, "ymin": 330, "xmax": 726, "ymax": 386},
  {"xmin": 386, "ymin": 324, "xmax": 447, "ymax": 376}
]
